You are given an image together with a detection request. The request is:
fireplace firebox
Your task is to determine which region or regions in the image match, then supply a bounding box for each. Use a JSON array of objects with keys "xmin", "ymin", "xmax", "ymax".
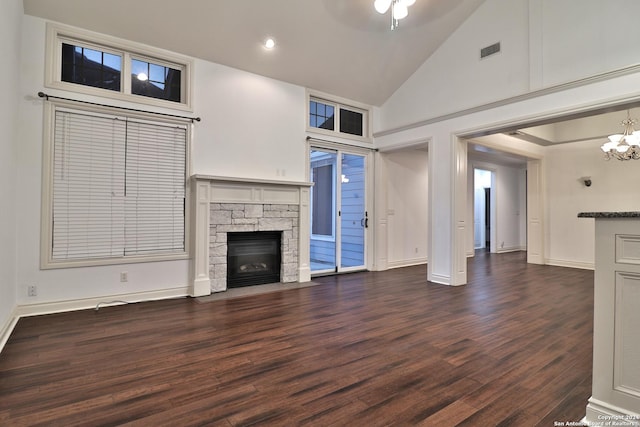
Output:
[{"xmin": 227, "ymin": 231, "xmax": 282, "ymax": 288}]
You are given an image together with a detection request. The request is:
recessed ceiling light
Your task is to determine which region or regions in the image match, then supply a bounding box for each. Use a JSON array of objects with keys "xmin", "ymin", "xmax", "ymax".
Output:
[{"xmin": 264, "ymin": 38, "xmax": 275, "ymax": 50}]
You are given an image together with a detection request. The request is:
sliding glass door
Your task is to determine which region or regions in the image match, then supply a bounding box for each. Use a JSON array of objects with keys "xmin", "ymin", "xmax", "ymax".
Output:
[{"xmin": 310, "ymin": 148, "xmax": 367, "ymax": 274}]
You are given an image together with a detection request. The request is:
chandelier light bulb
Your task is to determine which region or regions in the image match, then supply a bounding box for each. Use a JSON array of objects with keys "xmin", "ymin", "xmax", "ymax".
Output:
[
  {"xmin": 393, "ymin": 2, "xmax": 409, "ymax": 20},
  {"xmin": 376, "ymin": 0, "xmax": 415, "ymax": 29},
  {"xmin": 374, "ymin": 0, "xmax": 392, "ymax": 14}
]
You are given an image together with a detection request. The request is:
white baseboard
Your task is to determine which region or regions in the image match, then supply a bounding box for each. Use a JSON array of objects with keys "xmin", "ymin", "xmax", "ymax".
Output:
[
  {"xmin": 585, "ymin": 397, "xmax": 640, "ymax": 426},
  {"xmin": 0, "ymin": 307, "xmax": 20, "ymax": 354},
  {"xmin": 387, "ymin": 257, "xmax": 427, "ymax": 270},
  {"xmin": 15, "ymin": 287, "xmax": 189, "ymax": 318},
  {"xmin": 545, "ymin": 258, "xmax": 595, "ymax": 270},
  {"xmin": 496, "ymin": 246, "xmax": 526, "ymax": 254},
  {"xmin": 0, "ymin": 287, "xmax": 189, "ymax": 355},
  {"xmin": 429, "ymin": 273, "xmax": 450, "ymax": 285}
]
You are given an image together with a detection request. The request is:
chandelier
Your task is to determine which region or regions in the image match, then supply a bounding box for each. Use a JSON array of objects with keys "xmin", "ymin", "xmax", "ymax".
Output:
[
  {"xmin": 374, "ymin": 0, "xmax": 416, "ymax": 30},
  {"xmin": 601, "ymin": 110, "xmax": 640, "ymax": 160}
]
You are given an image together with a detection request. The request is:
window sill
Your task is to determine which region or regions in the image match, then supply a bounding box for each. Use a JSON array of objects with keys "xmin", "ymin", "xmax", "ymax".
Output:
[{"xmin": 40, "ymin": 252, "xmax": 190, "ymax": 270}]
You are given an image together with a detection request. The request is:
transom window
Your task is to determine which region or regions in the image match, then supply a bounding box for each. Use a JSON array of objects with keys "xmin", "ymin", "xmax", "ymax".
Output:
[
  {"xmin": 131, "ymin": 58, "xmax": 181, "ymax": 103},
  {"xmin": 310, "ymin": 101, "xmax": 335, "ymax": 131},
  {"xmin": 339, "ymin": 108, "xmax": 364, "ymax": 136},
  {"xmin": 61, "ymin": 43, "xmax": 122, "ymax": 91},
  {"xmin": 47, "ymin": 23, "xmax": 192, "ymax": 111},
  {"xmin": 307, "ymin": 94, "xmax": 370, "ymax": 141}
]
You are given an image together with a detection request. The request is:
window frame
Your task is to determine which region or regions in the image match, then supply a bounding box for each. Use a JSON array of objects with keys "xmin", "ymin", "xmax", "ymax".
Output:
[
  {"xmin": 40, "ymin": 100, "xmax": 192, "ymax": 269},
  {"xmin": 46, "ymin": 22, "xmax": 194, "ymax": 112},
  {"xmin": 310, "ymin": 161, "xmax": 337, "ymax": 242},
  {"xmin": 306, "ymin": 90, "xmax": 372, "ymax": 143}
]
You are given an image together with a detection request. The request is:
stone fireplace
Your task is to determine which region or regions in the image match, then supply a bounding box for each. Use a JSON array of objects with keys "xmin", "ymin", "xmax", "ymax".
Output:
[{"xmin": 189, "ymin": 175, "xmax": 313, "ymax": 296}]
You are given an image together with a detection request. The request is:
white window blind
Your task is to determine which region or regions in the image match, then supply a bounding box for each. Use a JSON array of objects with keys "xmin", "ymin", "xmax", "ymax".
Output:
[
  {"xmin": 51, "ymin": 108, "xmax": 186, "ymax": 262},
  {"xmin": 124, "ymin": 121, "xmax": 186, "ymax": 255}
]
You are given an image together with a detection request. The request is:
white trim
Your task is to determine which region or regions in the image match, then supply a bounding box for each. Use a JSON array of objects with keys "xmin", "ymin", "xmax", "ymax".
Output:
[
  {"xmin": 306, "ymin": 89, "xmax": 373, "ymax": 143},
  {"xmin": 0, "ymin": 307, "xmax": 20, "ymax": 354},
  {"xmin": 585, "ymin": 397, "xmax": 640, "ymax": 426},
  {"xmin": 15, "ymin": 287, "xmax": 189, "ymax": 318},
  {"xmin": 374, "ymin": 63, "xmax": 640, "ymax": 138},
  {"xmin": 45, "ymin": 22, "xmax": 193, "ymax": 112},
  {"xmin": 429, "ymin": 273, "xmax": 451, "ymax": 286},
  {"xmin": 307, "ymin": 141, "xmax": 372, "ymax": 274},
  {"xmin": 387, "ymin": 258, "xmax": 428, "ymax": 269},
  {"xmin": 496, "ymin": 246, "xmax": 526, "ymax": 254},
  {"xmin": 545, "ymin": 258, "xmax": 595, "ymax": 271}
]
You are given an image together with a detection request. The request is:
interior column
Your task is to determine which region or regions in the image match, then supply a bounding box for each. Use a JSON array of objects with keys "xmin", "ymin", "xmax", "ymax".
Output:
[{"xmin": 427, "ymin": 132, "xmax": 467, "ymax": 286}]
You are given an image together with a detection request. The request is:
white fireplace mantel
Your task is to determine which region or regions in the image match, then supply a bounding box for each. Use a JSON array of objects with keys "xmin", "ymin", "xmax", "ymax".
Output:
[{"xmin": 189, "ymin": 175, "xmax": 313, "ymax": 297}]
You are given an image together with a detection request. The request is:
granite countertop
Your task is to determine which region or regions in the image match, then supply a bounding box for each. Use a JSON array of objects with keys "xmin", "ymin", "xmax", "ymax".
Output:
[{"xmin": 578, "ymin": 212, "xmax": 640, "ymax": 218}]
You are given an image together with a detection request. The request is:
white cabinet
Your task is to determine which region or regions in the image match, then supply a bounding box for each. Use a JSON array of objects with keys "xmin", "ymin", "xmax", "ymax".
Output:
[{"xmin": 581, "ymin": 214, "xmax": 640, "ymax": 425}]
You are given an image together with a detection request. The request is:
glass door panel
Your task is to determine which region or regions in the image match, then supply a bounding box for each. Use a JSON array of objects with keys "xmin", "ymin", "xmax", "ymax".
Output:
[
  {"xmin": 339, "ymin": 153, "xmax": 366, "ymax": 270},
  {"xmin": 310, "ymin": 149, "xmax": 337, "ymax": 273}
]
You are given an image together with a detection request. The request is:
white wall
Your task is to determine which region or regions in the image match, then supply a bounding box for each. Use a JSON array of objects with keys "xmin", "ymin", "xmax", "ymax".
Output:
[
  {"xmin": 14, "ymin": 16, "xmax": 308, "ymax": 308},
  {"xmin": 378, "ymin": 0, "xmax": 640, "ymax": 133},
  {"xmin": 192, "ymin": 60, "xmax": 306, "ymax": 180},
  {"xmin": 545, "ymin": 139, "xmax": 640, "ymax": 269},
  {"xmin": 535, "ymin": 0, "xmax": 640, "ymax": 88},
  {"xmin": 378, "ymin": 0, "xmax": 530, "ymax": 132},
  {"xmin": 0, "ymin": 0, "xmax": 22, "ymax": 339},
  {"xmin": 384, "ymin": 149, "xmax": 428, "ymax": 267}
]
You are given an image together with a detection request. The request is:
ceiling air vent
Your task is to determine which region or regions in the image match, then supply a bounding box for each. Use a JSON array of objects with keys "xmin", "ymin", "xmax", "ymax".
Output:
[{"xmin": 481, "ymin": 42, "xmax": 501, "ymax": 59}]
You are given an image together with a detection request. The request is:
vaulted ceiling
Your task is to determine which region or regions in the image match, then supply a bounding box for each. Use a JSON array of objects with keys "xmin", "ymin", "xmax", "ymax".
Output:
[
  {"xmin": 23, "ymin": 0, "xmax": 631, "ymax": 167},
  {"xmin": 23, "ymin": 0, "xmax": 486, "ymax": 106}
]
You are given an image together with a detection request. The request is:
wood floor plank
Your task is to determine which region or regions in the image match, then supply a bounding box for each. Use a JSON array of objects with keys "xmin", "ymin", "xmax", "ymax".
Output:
[{"xmin": 0, "ymin": 251, "xmax": 594, "ymax": 426}]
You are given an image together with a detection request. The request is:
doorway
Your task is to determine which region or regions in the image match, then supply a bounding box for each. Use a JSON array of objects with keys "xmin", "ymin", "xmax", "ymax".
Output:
[
  {"xmin": 474, "ymin": 168, "xmax": 494, "ymax": 251},
  {"xmin": 309, "ymin": 148, "xmax": 367, "ymax": 274}
]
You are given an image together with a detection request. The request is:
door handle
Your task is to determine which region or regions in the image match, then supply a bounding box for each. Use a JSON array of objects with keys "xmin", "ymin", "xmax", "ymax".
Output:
[{"xmin": 361, "ymin": 212, "xmax": 369, "ymax": 228}]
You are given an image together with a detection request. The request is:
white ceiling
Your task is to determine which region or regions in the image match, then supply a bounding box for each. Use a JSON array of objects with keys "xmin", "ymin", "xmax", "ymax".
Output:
[{"xmin": 22, "ymin": 0, "xmax": 485, "ymax": 106}]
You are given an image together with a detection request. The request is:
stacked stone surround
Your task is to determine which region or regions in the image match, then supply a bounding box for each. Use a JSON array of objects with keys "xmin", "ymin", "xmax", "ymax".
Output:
[{"xmin": 209, "ymin": 203, "xmax": 299, "ymax": 290}]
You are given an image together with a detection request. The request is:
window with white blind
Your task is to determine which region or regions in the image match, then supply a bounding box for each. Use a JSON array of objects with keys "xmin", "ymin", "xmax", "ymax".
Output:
[{"xmin": 43, "ymin": 106, "xmax": 188, "ymax": 267}]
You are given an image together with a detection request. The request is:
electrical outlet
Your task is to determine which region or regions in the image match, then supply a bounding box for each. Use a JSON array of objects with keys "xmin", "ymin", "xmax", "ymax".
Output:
[
  {"xmin": 28, "ymin": 285, "xmax": 37, "ymax": 297},
  {"xmin": 120, "ymin": 272, "xmax": 128, "ymax": 283}
]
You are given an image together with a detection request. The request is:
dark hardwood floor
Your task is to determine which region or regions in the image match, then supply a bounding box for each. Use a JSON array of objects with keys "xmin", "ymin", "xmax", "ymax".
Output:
[{"xmin": 0, "ymin": 251, "xmax": 594, "ymax": 426}]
